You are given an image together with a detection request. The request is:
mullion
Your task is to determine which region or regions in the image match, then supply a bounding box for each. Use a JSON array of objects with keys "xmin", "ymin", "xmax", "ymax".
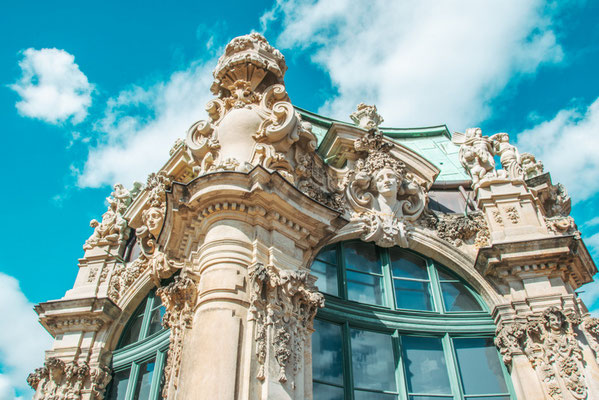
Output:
[
  {"xmin": 148, "ymin": 350, "xmax": 165, "ymax": 400},
  {"xmin": 443, "ymin": 335, "xmax": 464, "ymax": 400},
  {"xmin": 342, "ymin": 321, "xmax": 355, "ymax": 400},
  {"xmin": 394, "ymin": 332, "xmax": 408, "ymax": 400},
  {"xmin": 138, "ymin": 292, "xmax": 155, "ymax": 341},
  {"xmin": 428, "ymin": 262, "xmax": 444, "ymax": 314},
  {"xmin": 125, "ymin": 363, "xmax": 140, "ymax": 400}
]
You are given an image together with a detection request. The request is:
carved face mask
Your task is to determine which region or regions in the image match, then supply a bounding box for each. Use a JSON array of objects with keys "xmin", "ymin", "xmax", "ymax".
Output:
[
  {"xmin": 144, "ymin": 207, "xmax": 165, "ymax": 238},
  {"xmin": 375, "ymin": 168, "xmax": 398, "ymax": 196}
]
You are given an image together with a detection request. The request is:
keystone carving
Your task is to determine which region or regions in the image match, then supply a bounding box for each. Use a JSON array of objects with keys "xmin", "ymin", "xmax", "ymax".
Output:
[
  {"xmin": 345, "ymin": 128, "xmax": 427, "ymax": 247},
  {"xmin": 27, "ymin": 357, "xmax": 97, "ymax": 400},
  {"xmin": 248, "ymin": 263, "xmax": 324, "ymax": 384},
  {"xmin": 417, "ymin": 211, "xmax": 490, "ymax": 248},
  {"xmin": 495, "ymin": 308, "xmax": 587, "ymax": 400},
  {"xmin": 350, "ymin": 102, "xmax": 384, "ymax": 130},
  {"xmin": 83, "ymin": 183, "xmax": 139, "ymax": 250},
  {"xmin": 157, "ymin": 275, "xmax": 197, "ymax": 399}
]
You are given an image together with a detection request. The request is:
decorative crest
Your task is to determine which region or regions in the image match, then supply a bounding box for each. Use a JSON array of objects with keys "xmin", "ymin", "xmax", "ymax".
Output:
[{"xmin": 350, "ymin": 103, "xmax": 384, "ymax": 130}]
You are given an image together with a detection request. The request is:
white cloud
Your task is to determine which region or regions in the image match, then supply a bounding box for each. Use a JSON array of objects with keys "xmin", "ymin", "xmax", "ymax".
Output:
[
  {"xmin": 0, "ymin": 273, "xmax": 52, "ymax": 400},
  {"xmin": 516, "ymin": 97, "xmax": 599, "ymax": 203},
  {"xmin": 77, "ymin": 60, "xmax": 215, "ymax": 188},
  {"xmin": 10, "ymin": 48, "xmax": 93, "ymax": 125},
  {"xmin": 263, "ymin": 0, "xmax": 563, "ymax": 129}
]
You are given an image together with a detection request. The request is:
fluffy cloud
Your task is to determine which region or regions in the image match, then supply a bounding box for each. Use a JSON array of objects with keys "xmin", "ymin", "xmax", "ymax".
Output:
[
  {"xmin": 77, "ymin": 60, "xmax": 215, "ymax": 188},
  {"xmin": 516, "ymin": 97, "xmax": 599, "ymax": 203},
  {"xmin": 0, "ymin": 273, "xmax": 52, "ymax": 400},
  {"xmin": 10, "ymin": 48, "xmax": 93, "ymax": 125},
  {"xmin": 263, "ymin": 0, "xmax": 563, "ymax": 129}
]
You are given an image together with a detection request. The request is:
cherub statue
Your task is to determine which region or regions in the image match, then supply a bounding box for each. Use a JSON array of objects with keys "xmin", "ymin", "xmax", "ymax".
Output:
[{"xmin": 83, "ymin": 183, "xmax": 131, "ymax": 250}]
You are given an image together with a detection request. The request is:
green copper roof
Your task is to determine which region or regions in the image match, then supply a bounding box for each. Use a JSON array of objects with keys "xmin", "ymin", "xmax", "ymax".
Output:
[{"xmin": 296, "ymin": 107, "xmax": 469, "ymax": 182}]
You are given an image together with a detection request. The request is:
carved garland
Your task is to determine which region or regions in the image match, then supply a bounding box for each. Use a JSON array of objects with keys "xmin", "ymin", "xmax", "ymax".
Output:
[
  {"xmin": 417, "ymin": 211, "xmax": 490, "ymax": 248},
  {"xmin": 494, "ymin": 307, "xmax": 587, "ymax": 400},
  {"xmin": 248, "ymin": 263, "xmax": 324, "ymax": 384}
]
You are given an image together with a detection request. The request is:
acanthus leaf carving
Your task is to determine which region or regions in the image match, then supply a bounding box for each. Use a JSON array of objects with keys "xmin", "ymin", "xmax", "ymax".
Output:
[
  {"xmin": 156, "ymin": 275, "xmax": 197, "ymax": 399},
  {"xmin": 248, "ymin": 263, "xmax": 324, "ymax": 384},
  {"xmin": 495, "ymin": 307, "xmax": 588, "ymax": 400},
  {"xmin": 582, "ymin": 316, "xmax": 599, "ymax": 364}
]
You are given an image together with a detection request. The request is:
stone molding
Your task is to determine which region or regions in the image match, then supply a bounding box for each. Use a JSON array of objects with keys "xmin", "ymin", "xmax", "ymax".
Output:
[{"xmin": 495, "ymin": 307, "xmax": 587, "ymax": 399}]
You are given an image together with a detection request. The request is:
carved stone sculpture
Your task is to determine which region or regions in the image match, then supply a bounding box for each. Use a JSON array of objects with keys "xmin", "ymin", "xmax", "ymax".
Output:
[
  {"xmin": 83, "ymin": 183, "xmax": 136, "ymax": 250},
  {"xmin": 345, "ymin": 128, "xmax": 427, "ymax": 247},
  {"xmin": 248, "ymin": 263, "xmax": 324, "ymax": 384},
  {"xmin": 27, "ymin": 357, "xmax": 94, "ymax": 400},
  {"xmin": 521, "ymin": 152, "xmax": 544, "ymax": 179},
  {"xmin": 108, "ymin": 172, "xmax": 179, "ymax": 302},
  {"xmin": 490, "ymin": 132, "xmax": 522, "ymax": 179},
  {"xmin": 156, "ymin": 275, "xmax": 197, "ymax": 399},
  {"xmin": 417, "ymin": 211, "xmax": 490, "ymax": 248},
  {"xmin": 495, "ymin": 308, "xmax": 588, "ymax": 400},
  {"xmin": 350, "ymin": 102, "xmax": 384, "ymax": 130},
  {"xmin": 453, "ymin": 128, "xmax": 505, "ymax": 188}
]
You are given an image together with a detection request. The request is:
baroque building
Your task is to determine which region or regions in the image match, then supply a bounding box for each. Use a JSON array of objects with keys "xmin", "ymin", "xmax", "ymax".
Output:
[{"xmin": 29, "ymin": 33, "xmax": 599, "ymax": 400}]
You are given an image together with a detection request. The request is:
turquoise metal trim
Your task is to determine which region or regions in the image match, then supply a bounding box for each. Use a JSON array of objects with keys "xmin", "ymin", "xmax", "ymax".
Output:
[{"xmin": 113, "ymin": 329, "xmax": 170, "ymax": 366}]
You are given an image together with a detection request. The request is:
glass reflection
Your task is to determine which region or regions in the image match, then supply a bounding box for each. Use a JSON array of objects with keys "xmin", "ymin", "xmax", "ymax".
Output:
[
  {"xmin": 344, "ymin": 242, "xmax": 380, "ymax": 274},
  {"xmin": 394, "ymin": 279, "xmax": 432, "ymax": 311},
  {"xmin": 347, "ymin": 271, "xmax": 384, "ymax": 305},
  {"xmin": 453, "ymin": 338, "xmax": 508, "ymax": 395},
  {"xmin": 313, "ymin": 382, "xmax": 344, "ymax": 400},
  {"xmin": 133, "ymin": 360, "xmax": 155, "ymax": 399},
  {"xmin": 312, "ymin": 260, "xmax": 339, "ymax": 296},
  {"xmin": 390, "ymin": 250, "xmax": 428, "ymax": 280},
  {"xmin": 402, "ymin": 336, "xmax": 451, "ymax": 395},
  {"xmin": 107, "ymin": 368, "xmax": 130, "ymax": 400},
  {"xmin": 350, "ymin": 329, "xmax": 396, "ymax": 392},
  {"xmin": 441, "ymin": 282, "xmax": 482, "ymax": 312},
  {"xmin": 312, "ymin": 320, "xmax": 344, "ymax": 385},
  {"xmin": 316, "ymin": 246, "xmax": 338, "ymax": 265}
]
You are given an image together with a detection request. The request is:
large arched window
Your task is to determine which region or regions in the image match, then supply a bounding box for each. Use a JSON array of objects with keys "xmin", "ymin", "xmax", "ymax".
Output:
[
  {"xmin": 311, "ymin": 241, "xmax": 514, "ymax": 400},
  {"xmin": 107, "ymin": 290, "xmax": 169, "ymax": 400}
]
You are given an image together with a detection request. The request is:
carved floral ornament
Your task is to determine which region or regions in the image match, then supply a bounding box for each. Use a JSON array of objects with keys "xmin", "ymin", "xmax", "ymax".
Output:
[
  {"xmin": 248, "ymin": 263, "xmax": 324, "ymax": 384},
  {"xmin": 494, "ymin": 307, "xmax": 590, "ymax": 400},
  {"xmin": 27, "ymin": 357, "xmax": 111, "ymax": 400}
]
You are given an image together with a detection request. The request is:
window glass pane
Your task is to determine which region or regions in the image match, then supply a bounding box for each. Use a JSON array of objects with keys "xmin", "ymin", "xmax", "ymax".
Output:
[
  {"xmin": 133, "ymin": 360, "xmax": 155, "ymax": 399},
  {"xmin": 147, "ymin": 305, "xmax": 166, "ymax": 337},
  {"xmin": 390, "ymin": 250, "xmax": 428, "ymax": 280},
  {"xmin": 436, "ymin": 268, "xmax": 459, "ymax": 282},
  {"xmin": 119, "ymin": 315, "xmax": 144, "ymax": 347},
  {"xmin": 394, "ymin": 279, "xmax": 432, "ymax": 311},
  {"xmin": 350, "ymin": 329, "xmax": 396, "ymax": 392},
  {"xmin": 107, "ymin": 368, "xmax": 130, "ymax": 400},
  {"xmin": 313, "ymin": 382, "xmax": 344, "ymax": 400},
  {"xmin": 343, "ymin": 242, "xmax": 380, "ymax": 274},
  {"xmin": 354, "ymin": 390, "xmax": 397, "ymax": 399},
  {"xmin": 441, "ymin": 282, "xmax": 482, "ymax": 312},
  {"xmin": 401, "ymin": 336, "xmax": 451, "ymax": 395},
  {"xmin": 347, "ymin": 270, "xmax": 384, "ymax": 305},
  {"xmin": 453, "ymin": 338, "xmax": 508, "ymax": 395},
  {"xmin": 312, "ymin": 260, "xmax": 339, "ymax": 296},
  {"xmin": 316, "ymin": 246, "xmax": 338, "ymax": 265},
  {"xmin": 312, "ymin": 320, "xmax": 344, "ymax": 385}
]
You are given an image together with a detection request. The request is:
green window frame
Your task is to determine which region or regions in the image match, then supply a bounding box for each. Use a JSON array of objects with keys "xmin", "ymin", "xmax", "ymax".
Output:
[
  {"xmin": 107, "ymin": 290, "xmax": 170, "ymax": 400},
  {"xmin": 311, "ymin": 241, "xmax": 515, "ymax": 400}
]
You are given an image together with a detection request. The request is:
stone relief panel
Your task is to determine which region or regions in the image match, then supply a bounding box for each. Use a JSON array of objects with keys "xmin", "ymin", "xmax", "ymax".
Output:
[
  {"xmin": 495, "ymin": 307, "xmax": 588, "ymax": 400},
  {"xmin": 156, "ymin": 275, "xmax": 197, "ymax": 399},
  {"xmin": 248, "ymin": 263, "xmax": 324, "ymax": 384},
  {"xmin": 27, "ymin": 357, "xmax": 111, "ymax": 400}
]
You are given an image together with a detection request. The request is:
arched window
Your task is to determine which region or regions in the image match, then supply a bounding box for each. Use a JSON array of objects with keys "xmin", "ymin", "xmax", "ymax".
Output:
[
  {"xmin": 107, "ymin": 290, "xmax": 169, "ymax": 400},
  {"xmin": 311, "ymin": 241, "xmax": 514, "ymax": 400}
]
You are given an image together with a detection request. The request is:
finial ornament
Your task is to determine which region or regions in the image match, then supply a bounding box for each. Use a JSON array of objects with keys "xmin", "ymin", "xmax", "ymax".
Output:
[{"xmin": 350, "ymin": 103, "xmax": 384, "ymax": 130}]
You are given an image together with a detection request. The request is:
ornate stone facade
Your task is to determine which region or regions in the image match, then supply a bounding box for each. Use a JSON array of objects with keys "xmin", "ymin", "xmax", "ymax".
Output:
[{"xmin": 29, "ymin": 33, "xmax": 598, "ymax": 400}]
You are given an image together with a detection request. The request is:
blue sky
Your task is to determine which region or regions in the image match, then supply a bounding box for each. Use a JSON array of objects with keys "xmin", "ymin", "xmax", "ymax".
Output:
[{"xmin": 1, "ymin": 1, "xmax": 598, "ymax": 398}]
